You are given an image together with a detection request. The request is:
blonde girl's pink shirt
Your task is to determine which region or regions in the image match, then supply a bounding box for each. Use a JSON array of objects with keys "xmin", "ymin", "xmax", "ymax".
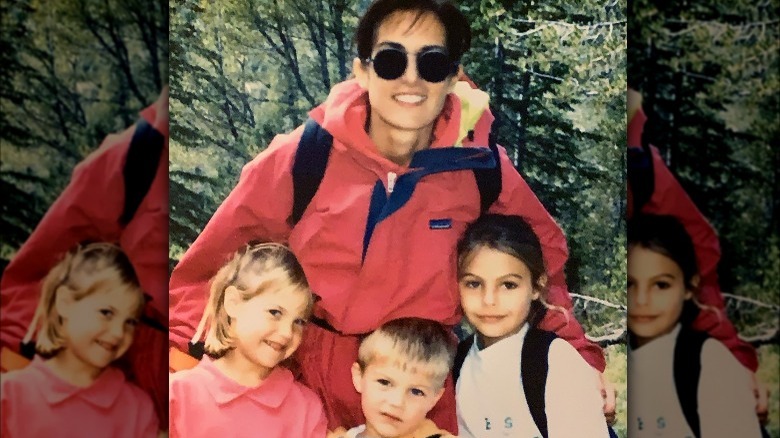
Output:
[
  {"xmin": 169, "ymin": 357, "xmax": 327, "ymax": 438},
  {"xmin": 1, "ymin": 356, "xmax": 158, "ymax": 438}
]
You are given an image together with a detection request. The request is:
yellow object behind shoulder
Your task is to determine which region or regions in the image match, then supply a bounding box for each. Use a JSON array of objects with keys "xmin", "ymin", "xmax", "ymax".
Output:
[
  {"xmin": 452, "ymin": 81, "xmax": 490, "ymax": 146},
  {"xmin": 1, "ymin": 346, "xmax": 30, "ymax": 372}
]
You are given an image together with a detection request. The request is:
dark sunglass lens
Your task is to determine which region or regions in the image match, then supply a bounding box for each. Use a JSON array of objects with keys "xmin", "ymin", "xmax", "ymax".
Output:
[
  {"xmin": 418, "ymin": 50, "xmax": 452, "ymax": 83},
  {"xmin": 372, "ymin": 49, "xmax": 406, "ymax": 80}
]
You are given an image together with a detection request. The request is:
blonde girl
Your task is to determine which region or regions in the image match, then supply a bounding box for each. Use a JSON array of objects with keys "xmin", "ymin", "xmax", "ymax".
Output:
[
  {"xmin": 168, "ymin": 242, "xmax": 326, "ymax": 438},
  {"xmin": 1, "ymin": 243, "xmax": 157, "ymax": 438},
  {"xmin": 454, "ymin": 214, "xmax": 608, "ymax": 438}
]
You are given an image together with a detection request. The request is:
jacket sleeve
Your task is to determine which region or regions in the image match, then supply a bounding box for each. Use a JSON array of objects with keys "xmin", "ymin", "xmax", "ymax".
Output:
[
  {"xmin": 0, "ymin": 129, "xmax": 131, "ymax": 351},
  {"xmin": 644, "ymin": 146, "xmax": 758, "ymax": 371},
  {"xmin": 168, "ymin": 129, "xmax": 302, "ymax": 350},
  {"xmin": 489, "ymin": 146, "xmax": 606, "ymax": 372}
]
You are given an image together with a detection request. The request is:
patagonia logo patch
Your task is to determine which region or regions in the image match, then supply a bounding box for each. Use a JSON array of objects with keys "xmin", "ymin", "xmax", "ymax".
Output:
[{"xmin": 429, "ymin": 218, "xmax": 452, "ymax": 230}]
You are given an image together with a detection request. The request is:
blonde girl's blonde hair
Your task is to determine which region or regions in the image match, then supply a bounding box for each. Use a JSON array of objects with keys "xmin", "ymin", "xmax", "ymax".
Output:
[
  {"xmin": 24, "ymin": 243, "xmax": 144, "ymax": 357},
  {"xmin": 195, "ymin": 242, "xmax": 314, "ymax": 358},
  {"xmin": 456, "ymin": 214, "xmax": 570, "ymax": 326}
]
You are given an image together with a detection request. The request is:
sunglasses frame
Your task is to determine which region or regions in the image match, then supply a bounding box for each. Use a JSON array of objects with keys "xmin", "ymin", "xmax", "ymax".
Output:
[{"xmin": 364, "ymin": 45, "xmax": 459, "ymax": 83}]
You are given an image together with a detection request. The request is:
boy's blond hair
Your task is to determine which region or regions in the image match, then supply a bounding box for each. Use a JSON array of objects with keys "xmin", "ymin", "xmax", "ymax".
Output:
[
  {"xmin": 196, "ymin": 242, "xmax": 314, "ymax": 357},
  {"xmin": 26, "ymin": 243, "xmax": 144, "ymax": 356},
  {"xmin": 357, "ymin": 318, "xmax": 456, "ymax": 389}
]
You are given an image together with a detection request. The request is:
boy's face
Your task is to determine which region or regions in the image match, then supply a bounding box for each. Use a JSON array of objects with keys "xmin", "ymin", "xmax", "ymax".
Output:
[
  {"xmin": 351, "ymin": 357, "xmax": 445, "ymax": 437},
  {"xmin": 354, "ymin": 10, "xmax": 460, "ymax": 141}
]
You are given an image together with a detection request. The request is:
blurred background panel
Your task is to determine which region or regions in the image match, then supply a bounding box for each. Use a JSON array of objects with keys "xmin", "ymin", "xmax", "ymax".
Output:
[
  {"xmin": 628, "ymin": 0, "xmax": 779, "ymax": 435},
  {"xmin": 1, "ymin": 0, "xmax": 169, "ymax": 267}
]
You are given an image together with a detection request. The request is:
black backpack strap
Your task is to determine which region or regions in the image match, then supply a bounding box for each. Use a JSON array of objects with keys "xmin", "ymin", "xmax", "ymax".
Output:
[
  {"xmin": 521, "ymin": 328, "xmax": 557, "ymax": 438},
  {"xmin": 452, "ymin": 335, "xmax": 475, "ymax": 384},
  {"xmin": 627, "ymin": 142, "xmax": 654, "ymax": 215},
  {"xmin": 120, "ymin": 118, "xmax": 165, "ymax": 226},
  {"xmin": 188, "ymin": 340, "xmax": 205, "ymax": 360},
  {"xmin": 673, "ymin": 327, "xmax": 708, "ymax": 438},
  {"xmin": 19, "ymin": 341, "xmax": 36, "ymax": 360},
  {"xmin": 472, "ymin": 134, "xmax": 502, "ymax": 213},
  {"xmin": 289, "ymin": 118, "xmax": 333, "ymax": 226}
]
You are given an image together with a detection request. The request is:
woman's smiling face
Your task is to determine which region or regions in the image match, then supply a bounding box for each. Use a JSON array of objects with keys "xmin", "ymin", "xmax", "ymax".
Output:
[{"xmin": 355, "ymin": 10, "xmax": 459, "ymax": 138}]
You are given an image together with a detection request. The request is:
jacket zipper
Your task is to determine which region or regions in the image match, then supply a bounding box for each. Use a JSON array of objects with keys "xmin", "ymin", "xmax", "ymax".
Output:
[{"xmin": 387, "ymin": 171, "xmax": 397, "ymax": 194}]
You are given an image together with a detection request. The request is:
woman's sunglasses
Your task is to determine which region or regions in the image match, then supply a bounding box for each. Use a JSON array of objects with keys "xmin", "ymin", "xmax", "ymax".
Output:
[{"xmin": 365, "ymin": 46, "xmax": 459, "ymax": 83}]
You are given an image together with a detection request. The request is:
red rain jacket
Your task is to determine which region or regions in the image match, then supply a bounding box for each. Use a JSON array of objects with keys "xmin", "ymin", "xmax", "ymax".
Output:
[
  {"xmin": 0, "ymin": 90, "xmax": 170, "ymax": 425},
  {"xmin": 628, "ymin": 107, "xmax": 757, "ymax": 371}
]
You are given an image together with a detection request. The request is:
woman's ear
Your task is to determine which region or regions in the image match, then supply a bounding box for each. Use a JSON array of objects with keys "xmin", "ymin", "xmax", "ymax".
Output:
[
  {"xmin": 353, "ymin": 57, "xmax": 369, "ymax": 89},
  {"xmin": 446, "ymin": 64, "xmax": 464, "ymax": 93},
  {"xmin": 223, "ymin": 286, "xmax": 242, "ymax": 319}
]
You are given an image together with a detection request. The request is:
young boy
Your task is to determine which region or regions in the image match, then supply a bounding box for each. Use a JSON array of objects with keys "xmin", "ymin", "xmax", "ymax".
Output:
[{"xmin": 328, "ymin": 318, "xmax": 457, "ymax": 438}]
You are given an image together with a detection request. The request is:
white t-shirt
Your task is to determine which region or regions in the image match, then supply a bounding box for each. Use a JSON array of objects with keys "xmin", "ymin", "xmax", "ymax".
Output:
[
  {"xmin": 628, "ymin": 324, "xmax": 761, "ymax": 437},
  {"xmin": 456, "ymin": 324, "xmax": 607, "ymax": 438}
]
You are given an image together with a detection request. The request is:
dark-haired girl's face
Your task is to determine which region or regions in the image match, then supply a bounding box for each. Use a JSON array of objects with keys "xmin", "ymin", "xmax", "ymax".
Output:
[
  {"xmin": 627, "ymin": 245, "xmax": 692, "ymax": 347},
  {"xmin": 458, "ymin": 247, "xmax": 539, "ymax": 349}
]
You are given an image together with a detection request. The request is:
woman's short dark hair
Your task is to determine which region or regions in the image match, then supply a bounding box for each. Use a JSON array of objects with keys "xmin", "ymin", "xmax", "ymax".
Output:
[{"xmin": 355, "ymin": 0, "xmax": 471, "ymax": 62}]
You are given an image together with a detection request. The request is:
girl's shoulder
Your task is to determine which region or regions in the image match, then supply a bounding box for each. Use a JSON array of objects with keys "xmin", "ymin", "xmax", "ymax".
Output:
[
  {"xmin": 0, "ymin": 358, "xmax": 53, "ymax": 395},
  {"xmin": 118, "ymin": 374, "xmax": 154, "ymax": 404},
  {"xmin": 548, "ymin": 337, "xmax": 589, "ymax": 364},
  {"xmin": 700, "ymin": 337, "xmax": 749, "ymax": 376},
  {"xmin": 288, "ymin": 375, "xmax": 322, "ymax": 406},
  {"xmin": 168, "ymin": 360, "xmax": 210, "ymax": 393},
  {"xmin": 0, "ymin": 366, "xmax": 38, "ymax": 395}
]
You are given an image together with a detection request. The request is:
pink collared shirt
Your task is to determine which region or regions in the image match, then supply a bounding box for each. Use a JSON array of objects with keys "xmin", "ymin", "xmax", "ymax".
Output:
[
  {"xmin": 169, "ymin": 357, "xmax": 327, "ymax": 438},
  {"xmin": 1, "ymin": 356, "xmax": 158, "ymax": 438}
]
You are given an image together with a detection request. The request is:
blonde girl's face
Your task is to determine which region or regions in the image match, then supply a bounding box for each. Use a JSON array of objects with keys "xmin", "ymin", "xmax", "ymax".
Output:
[
  {"xmin": 627, "ymin": 245, "xmax": 692, "ymax": 347},
  {"xmin": 459, "ymin": 246, "xmax": 540, "ymax": 349},
  {"xmin": 57, "ymin": 286, "xmax": 142, "ymax": 373},
  {"xmin": 226, "ymin": 286, "xmax": 309, "ymax": 374}
]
